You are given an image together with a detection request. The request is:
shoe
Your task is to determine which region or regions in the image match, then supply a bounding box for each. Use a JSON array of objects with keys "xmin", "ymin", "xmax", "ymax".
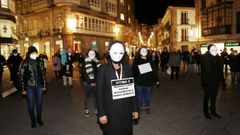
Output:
[
  {"xmin": 145, "ymin": 109, "xmax": 151, "ymax": 114},
  {"xmin": 204, "ymin": 113, "xmax": 212, "ymax": 119},
  {"xmin": 37, "ymin": 120, "xmax": 44, "ymax": 126},
  {"xmin": 211, "ymin": 113, "xmax": 221, "ymax": 119},
  {"xmin": 31, "ymin": 122, "xmax": 37, "ymax": 128},
  {"xmin": 85, "ymin": 110, "xmax": 90, "ymax": 117}
]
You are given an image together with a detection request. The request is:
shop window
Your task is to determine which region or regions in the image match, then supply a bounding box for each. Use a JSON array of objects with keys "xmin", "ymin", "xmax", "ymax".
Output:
[{"xmin": 120, "ymin": 13, "xmax": 125, "ymax": 21}]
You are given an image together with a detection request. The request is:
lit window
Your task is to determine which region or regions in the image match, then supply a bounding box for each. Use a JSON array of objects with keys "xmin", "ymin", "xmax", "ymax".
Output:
[
  {"xmin": 120, "ymin": 0, "xmax": 124, "ymax": 5},
  {"xmin": 120, "ymin": 13, "xmax": 125, "ymax": 21},
  {"xmin": 1, "ymin": 0, "xmax": 8, "ymax": 8},
  {"xmin": 128, "ymin": 18, "xmax": 131, "ymax": 24}
]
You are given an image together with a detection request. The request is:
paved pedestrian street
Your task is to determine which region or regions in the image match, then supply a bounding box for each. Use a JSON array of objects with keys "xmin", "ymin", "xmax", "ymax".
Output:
[{"xmin": 0, "ymin": 67, "xmax": 240, "ymax": 135}]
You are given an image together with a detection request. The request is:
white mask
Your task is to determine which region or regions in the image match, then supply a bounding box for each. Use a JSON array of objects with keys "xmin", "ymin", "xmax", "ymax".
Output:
[
  {"xmin": 88, "ymin": 50, "xmax": 96, "ymax": 60},
  {"xmin": 30, "ymin": 53, "xmax": 38, "ymax": 60},
  {"xmin": 13, "ymin": 53, "xmax": 18, "ymax": 56},
  {"xmin": 140, "ymin": 48, "xmax": 148, "ymax": 57},
  {"xmin": 109, "ymin": 43, "xmax": 125, "ymax": 62},
  {"xmin": 209, "ymin": 45, "xmax": 218, "ymax": 56},
  {"xmin": 68, "ymin": 53, "xmax": 71, "ymax": 55}
]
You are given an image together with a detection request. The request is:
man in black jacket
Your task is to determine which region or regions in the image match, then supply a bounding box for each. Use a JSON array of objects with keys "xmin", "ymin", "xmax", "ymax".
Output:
[{"xmin": 201, "ymin": 44, "xmax": 224, "ymax": 119}]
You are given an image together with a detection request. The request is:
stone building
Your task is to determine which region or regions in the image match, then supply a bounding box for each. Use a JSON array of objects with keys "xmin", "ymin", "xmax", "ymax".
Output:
[
  {"xmin": 16, "ymin": 0, "xmax": 136, "ymax": 58},
  {"xmin": 195, "ymin": 0, "xmax": 240, "ymax": 54}
]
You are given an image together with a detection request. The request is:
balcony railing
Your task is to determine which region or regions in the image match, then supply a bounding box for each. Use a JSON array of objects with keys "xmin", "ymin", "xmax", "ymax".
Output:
[{"xmin": 202, "ymin": 25, "xmax": 232, "ymax": 36}]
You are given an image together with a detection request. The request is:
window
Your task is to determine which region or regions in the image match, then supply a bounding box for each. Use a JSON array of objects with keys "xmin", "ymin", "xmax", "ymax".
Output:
[
  {"xmin": 106, "ymin": 1, "xmax": 117, "ymax": 13},
  {"xmin": 32, "ymin": 0, "xmax": 45, "ymax": 5},
  {"xmin": 201, "ymin": 1, "xmax": 233, "ymax": 36},
  {"xmin": 201, "ymin": 0, "xmax": 206, "ymax": 9},
  {"xmin": 120, "ymin": 0, "xmax": 124, "ymax": 5},
  {"xmin": 237, "ymin": 12, "xmax": 240, "ymax": 33},
  {"xmin": 75, "ymin": 14, "xmax": 115, "ymax": 34},
  {"xmin": 181, "ymin": 28, "xmax": 188, "ymax": 41},
  {"xmin": 89, "ymin": 0, "xmax": 100, "ymax": 8},
  {"xmin": 181, "ymin": 12, "xmax": 188, "ymax": 24},
  {"xmin": 1, "ymin": 0, "xmax": 8, "ymax": 8},
  {"xmin": 120, "ymin": 13, "xmax": 125, "ymax": 21}
]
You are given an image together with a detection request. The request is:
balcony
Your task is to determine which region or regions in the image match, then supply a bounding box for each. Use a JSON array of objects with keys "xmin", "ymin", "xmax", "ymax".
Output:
[
  {"xmin": 162, "ymin": 38, "xmax": 170, "ymax": 45},
  {"xmin": 202, "ymin": 25, "xmax": 232, "ymax": 36}
]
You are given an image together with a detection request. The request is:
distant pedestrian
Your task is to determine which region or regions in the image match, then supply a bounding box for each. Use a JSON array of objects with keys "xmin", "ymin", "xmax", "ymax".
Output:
[
  {"xmin": 62, "ymin": 48, "xmax": 75, "ymax": 89},
  {"xmin": 168, "ymin": 48, "xmax": 181, "ymax": 80},
  {"xmin": 160, "ymin": 47, "xmax": 170, "ymax": 72},
  {"xmin": 52, "ymin": 53, "xmax": 61, "ymax": 79},
  {"xmin": 186, "ymin": 50, "xmax": 196, "ymax": 78},
  {"xmin": 96, "ymin": 40, "xmax": 138, "ymax": 135},
  {"xmin": 132, "ymin": 47, "xmax": 159, "ymax": 114},
  {"xmin": 201, "ymin": 44, "xmax": 224, "ymax": 119},
  {"xmin": 19, "ymin": 46, "xmax": 47, "ymax": 128},
  {"xmin": 7, "ymin": 49, "xmax": 23, "ymax": 93},
  {"xmin": 0, "ymin": 54, "xmax": 6, "ymax": 86},
  {"xmin": 228, "ymin": 50, "xmax": 240, "ymax": 84},
  {"xmin": 81, "ymin": 49, "xmax": 101, "ymax": 117},
  {"xmin": 221, "ymin": 48, "xmax": 229, "ymax": 75}
]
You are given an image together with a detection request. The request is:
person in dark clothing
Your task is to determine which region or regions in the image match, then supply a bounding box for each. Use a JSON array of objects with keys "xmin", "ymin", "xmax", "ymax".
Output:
[
  {"xmin": 96, "ymin": 40, "xmax": 138, "ymax": 135},
  {"xmin": 7, "ymin": 49, "xmax": 23, "ymax": 93},
  {"xmin": 228, "ymin": 50, "xmax": 240, "ymax": 84},
  {"xmin": 81, "ymin": 49, "xmax": 101, "ymax": 117},
  {"xmin": 0, "ymin": 54, "xmax": 6, "ymax": 86},
  {"xmin": 150, "ymin": 51, "xmax": 160, "ymax": 70},
  {"xmin": 168, "ymin": 49, "xmax": 181, "ymax": 80},
  {"xmin": 132, "ymin": 47, "xmax": 159, "ymax": 114},
  {"xmin": 220, "ymin": 48, "xmax": 229, "ymax": 75},
  {"xmin": 201, "ymin": 44, "xmax": 224, "ymax": 119},
  {"xmin": 160, "ymin": 47, "xmax": 170, "ymax": 72},
  {"xmin": 195, "ymin": 50, "xmax": 201, "ymax": 74},
  {"xmin": 19, "ymin": 46, "xmax": 47, "ymax": 128}
]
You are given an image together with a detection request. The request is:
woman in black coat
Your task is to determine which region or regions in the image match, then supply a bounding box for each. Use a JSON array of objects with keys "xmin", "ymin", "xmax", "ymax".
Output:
[{"xmin": 96, "ymin": 40, "xmax": 138, "ymax": 135}]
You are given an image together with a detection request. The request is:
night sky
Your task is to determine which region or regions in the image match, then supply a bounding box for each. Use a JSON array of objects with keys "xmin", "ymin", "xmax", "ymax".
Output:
[{"xmin": 135, "ymin": 0, "xmax": 195, "ymax": 25}]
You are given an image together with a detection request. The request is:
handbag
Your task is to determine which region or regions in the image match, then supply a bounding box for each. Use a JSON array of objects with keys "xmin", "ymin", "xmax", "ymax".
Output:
[{"xmin": 166, "ymin": 67, "xmax": 171, "ymax": 75}]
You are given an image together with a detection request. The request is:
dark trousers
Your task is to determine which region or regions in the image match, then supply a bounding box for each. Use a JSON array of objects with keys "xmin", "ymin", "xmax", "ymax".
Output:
[
  {"xmin": 54, "ymin": 70, "xmax": 61, "ymax": 78},
  {"xmin": 203, "ymin": 85, "xmax": 219, "ymax": 115},
  {"xmin": 26, "ymin": 86, "xmax": 43, "ymax": 123},
  {"xmin": 170, "ymin": 66, "xmax": 179, "ymax": 80},
  {"xmin": 0, "ymin": 71, "xmax": 2, "ymax": 86},
  {"xmin": 83, "ymin": 81, "xmax": 97, "ymax": 110}
]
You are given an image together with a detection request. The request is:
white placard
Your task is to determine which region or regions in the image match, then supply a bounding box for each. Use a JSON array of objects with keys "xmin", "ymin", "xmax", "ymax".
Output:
[
  {"xmin": 138, "ymin": 62, "xmax": 152, "ymax": 74},
  {"xmin": 1, "ymin": 87, "xmax": 17, "ymax": 98},
  {"xmin": 111, "ymin": 77, "xmax": 135, "ymax": 100}
]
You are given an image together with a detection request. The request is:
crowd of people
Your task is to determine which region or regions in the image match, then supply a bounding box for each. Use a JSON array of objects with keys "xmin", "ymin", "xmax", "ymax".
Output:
[{"xmin": 0, "ymin": 42, "xmax": 240, "ymax": 134}]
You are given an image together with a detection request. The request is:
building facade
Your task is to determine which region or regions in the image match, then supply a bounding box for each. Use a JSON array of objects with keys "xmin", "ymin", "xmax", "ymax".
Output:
[
  {"xmin": 196, "ymin": 0, "xmax": 240, "ymax": 54},
  {"xmin": 16, "ymin": 0, "xmax": 135, "ymax": 58},
  {"xmin": 0, "ymin": 0, "xmax": 17, "ymax": 58},
  {"xmin": 160, "ymin": 6, "xmax": 197, "ymax": 52}
]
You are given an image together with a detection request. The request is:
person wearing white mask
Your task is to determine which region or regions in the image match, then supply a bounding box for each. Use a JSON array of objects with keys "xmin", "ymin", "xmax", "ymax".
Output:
[
  {"xmin": 19, "ymin": 46, "xmax": 47, "ymax": 128},
  {"xmin": 62, "ymin": 48, "xmax": 75, "ymax": 90},
  {"xmin": 132, "ymin": 47, "xmax": 159, "ymax": 114},
  {"xmin": 81, "ymin": 49, "xmax": 101, "ymax": 117},
  {"xmin": 96, "ymin": 40, "xmax": 138, "ymax": 135},
  {"xmin": 201, "ymin": 44, "xmax": 224, "ymax": 119}
]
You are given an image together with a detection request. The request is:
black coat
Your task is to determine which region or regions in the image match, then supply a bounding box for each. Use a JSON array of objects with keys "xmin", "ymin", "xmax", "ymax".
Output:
[
  {"xmin": 96, "ymin": 63, "xmax": 137, "ymax": 135},
  {"xmin": 132, "ymin": 57, "xmax": 159, "ymax": 86},
  {"xmin": 201, "ymin": 52, "xmax": 224, "ymax": 87},
  {"xmin": 19, "ymin": 58, "xmax": 47, "ymax": 90}
]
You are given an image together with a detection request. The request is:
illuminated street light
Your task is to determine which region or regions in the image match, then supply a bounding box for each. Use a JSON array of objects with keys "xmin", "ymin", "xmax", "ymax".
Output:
[
  {"xmin": 67, "ymin": 17, "xmax": 76, "ymax": 32},
  {"xmin": 25, "ymin": 37, "xmax": 29, "ymax": 41},
  {"xmin": 113, "ymin": 26, "xmax": 120, "ymax": 34}
]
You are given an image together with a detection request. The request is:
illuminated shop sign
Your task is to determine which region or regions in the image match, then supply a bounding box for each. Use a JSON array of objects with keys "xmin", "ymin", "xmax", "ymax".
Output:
[
  {"xmin": 0, "ymin": 19, "xmax": 16, "ymax": 38},
  {"xmin": 224, "ymin": 42, "xmax": 240, "ymax": 47},
  {"xmin": 200, "ymin": 44, "xmax": 208, "ymax": 48}
]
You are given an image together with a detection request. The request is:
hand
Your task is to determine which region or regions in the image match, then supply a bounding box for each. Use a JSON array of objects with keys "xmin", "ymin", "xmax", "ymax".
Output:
[
  {"xmin": 99, "ymin": 115, "xmax": 108, "ymax": 124},
  {"xmin": 72, "ymin": 64, "xmax": 76, "ymax": 68},
  {"xmin": 156, "ymin": 81, "xmax": 160, "ymax": 85},
  {"xmin": 42, "ymin": 87, "xmax": 47, "ymax": 91},
  {"xmin": 90, "ymin": 83, "xmax": 96, "ymax": 87},
  {"xmin": 21, "ymin": 91, "xmax": 27, "ymax": 95},
  {"xmin": 132, "ymin": 112, "xmax": 139, "ymax": 119}
]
